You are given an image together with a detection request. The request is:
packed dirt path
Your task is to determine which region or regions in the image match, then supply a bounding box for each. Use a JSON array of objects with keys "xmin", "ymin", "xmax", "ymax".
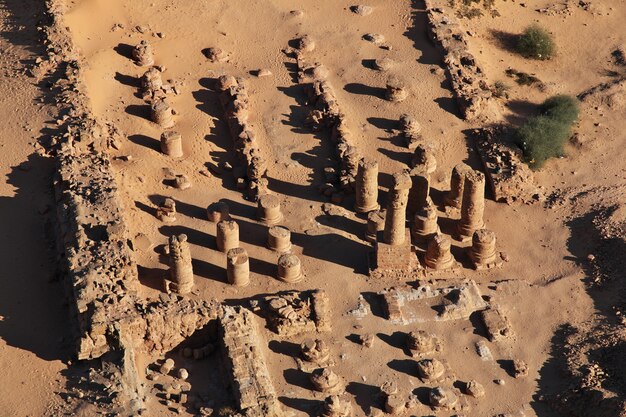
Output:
[{"xmin": 0, "ymin": 1, "xmax": 68, "ymax": 415}]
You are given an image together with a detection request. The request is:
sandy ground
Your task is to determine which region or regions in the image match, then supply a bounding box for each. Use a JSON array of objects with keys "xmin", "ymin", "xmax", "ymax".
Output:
[
  {"xmin": 1, "ymin": 0, "xmax": 624, "ymax": 416},
  {"xmin": 0, "ymin": 1, "xmax": 70, "ymax": 416}
]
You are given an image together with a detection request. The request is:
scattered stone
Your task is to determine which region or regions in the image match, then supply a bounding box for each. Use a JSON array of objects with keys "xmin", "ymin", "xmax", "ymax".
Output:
[
  {"xmin": 465, "ymin": 380, "xmax": 485, "ymax": 398},
  {"xmin": 296, "ymin": 35, "xmax": 316, "ymax": 52},
  {"xmin": 174, "ymin": 175, "xmax": 191, "ymax": 190},
  {"xmin": 373, "ymin": 57, "xmax": 394, "ymax": 72},
  {"xmin": 475, "ymin": 341, "xmax": 493, "ymax": 361},
  {"xmin": 480, "ymin": 307, "xmax": 513, "ymax": 341},
  {"xmin": 385, "ymin": 76, "xmax": 408, "ymax": 102},
  {"xmin": 494, "ymin": 379, "xmax": 505, "ymax": 386},
  {"xmin": 407, "ymin": 330, "xmax": 441, "ymax": 357},
  {"xmin": 132, "ymin": 40, "xmax": 154, "ymax": 66},
  {"xmin": 512, "ymin": 360, "xmax": 529, "ymax": 378},
  {"xmin": 253, "ymin": 68, "xmax": 272, "ymax": 77},
  {"xmin": 357, "ymin": 334, "xmax": 375, "ymax": 348},
  {"xmin": 203, "ymin": 47, "xmax": 229, "ymax": 63},
  {"xmin": 429, "ymin": 387, "xmax": 458, "ymax": 409},
  {"xmin": 156, "ymin": 198, "xmax": 177, "ymax": 222},
  {"xmin": 417, "ymin": 358, "xmax": 445, "ymax": 380},
  {"xmin": 363, "ymin": 33, "xmax": 385, "ymax": 45},
  {"xmin": 310, "ymin": 368, "xmax": 344, "ymax": 394},
  {"xmin": 320, "ymin": 394, "xmax": 352, "ymax": 417},
  {"xmin": 177, "ymin": 368, "xmax": 189, "ymax": 381},
  {"xmin": 350, "ymin": 5, "xmax": 373, "ymax": 16},
  {"xmin": 159, "ymin": 358, "xmax": 175, "ymax": 375},
  {"xmin": 301, "ymin": 339, "xmax": 330, "ymax": 365}
]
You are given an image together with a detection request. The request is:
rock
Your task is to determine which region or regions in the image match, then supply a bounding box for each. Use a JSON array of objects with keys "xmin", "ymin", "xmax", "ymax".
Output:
[
  {"xmin": 159, "ymin": 358, "xmax": 175, "ymax": 375},
  {"xmin": 350, "ymin": 5, "xmax": 373, "ymax": 16},
  {"xmin": 203, "ymin": 47, "xmax": 229, "ymax": 63},
  {"xmin": 253, "ymin": 68, "xmax": 272, "ymax": 77},
  {"xmin": 174, "ymin": 175, "xmax": 191, "ymax": 190},
  {"xmin": 373, "ymin": 57, "xmax": 394, "ymax": 72},
  {"xmin": 512, "ymin": 360, "xmax": 528, "ymax": 378},
  {"xmin": 465, "ymin": 380, "xmax": 485, "ymax": 398},
  {"xmin": 357, "ymin": 334, "xmax": 375, "ymax": 348},
  {"xmin": 429, "ymin": 387, "xmax": 458, "ymax": 408},
  {"xmin": 362, "ymin": 33, "xmax": 385, "ymax": 45},
  {"xmin": 417, "ymin": 358, "xmax": 445, "ymax": 380},
  {"xmin": 177, "ymin": 368, "xmax": 189, "ymax": 380}
]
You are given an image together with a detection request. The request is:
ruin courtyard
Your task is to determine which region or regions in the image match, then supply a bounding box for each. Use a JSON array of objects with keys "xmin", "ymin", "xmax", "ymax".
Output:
[{"xmin": 0, "ymin": 0, "xmax": 625, "ymax": 416}]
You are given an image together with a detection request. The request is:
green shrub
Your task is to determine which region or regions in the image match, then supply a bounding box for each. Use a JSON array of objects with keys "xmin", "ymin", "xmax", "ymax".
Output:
[
  {"xmin": 516, "ymin": 25, "xmax": 555, "ymax": 60},
  {"xmin": 540, "ymin": 95, "xmax": 579, "ymax": 124},
  {"xmin": 515, "ymin": 95, "xmax": 579, "ymax": 168}
]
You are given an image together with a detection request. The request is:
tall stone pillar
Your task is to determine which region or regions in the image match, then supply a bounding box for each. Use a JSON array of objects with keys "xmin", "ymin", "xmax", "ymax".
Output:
[
  {"xmin": 457, "ymin": 170, "xmax": 485, "ymax": 240},
  {"xmin": 168, "ymin": 234, "xmax": 194, "ymax": 294},
  {"xmin": 217, "ymin": 220, "xmax": 239, "ymax": 252},
  {"xmin": 355, "ymin": 158, "xmax": 379, "ymax": 214},
  {"xmin": 407, "ymin": 166, "xmax": 430, "ymax": 216},
  {"xmin": 411, "ymin": 199, "xmax": 439, "ymax": 243},
  {"xmin": 445, "ymin": 163, "xmax": 472, "ymax": 209},
  {"xmin": 469, "ymin": 229, "xmax": 500, "ymax": 269},
  {"xmin": 383, "ymin": 172, "xmax": 412, "ymax": 245}
]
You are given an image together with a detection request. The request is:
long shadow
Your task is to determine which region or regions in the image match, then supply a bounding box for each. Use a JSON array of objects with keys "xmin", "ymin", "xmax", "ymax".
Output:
[
  {"xmin": 362, "ymin": 292, "xmax": 386, "ymax": 319},
  {"xmin": 279, "ymin": 397, "xmax": 321, "ymax": 417},
  {"xmin": 489, "ymin": 29, "xmax": 519, "ymax": 54},
  {"xmin": 378, "ymin": 147, "xmax": 410, "ymax": 165},
  {"xmin": 125, "ymin": 104, "xmax": 151, "ymax": 122},
  {"xmin": 114, "ymin": 72, "xmax": 139, "ymax": 88},
  {"xmin": 128, "ymin": 133, "xmax": 160, "ymax": 153},
  {"xmin": 387, "ymin": 358, "xmax": 418, "ymax": 378},
  {"xmin": 0, "ymin": 154, "xmax": 71, "ymax": 362},
  {"xmin": 344, "ymin": 82, "xmax": 386, "ymax": 99},
  {"xmin": 434, "ymin": 96, "xmax": 460, "ymax": 118},
  {"xmin": 114, "ymin": 43, "xmax": 134, "ymax": 60},
  {"xmin": 158, "ymin": 224, "xmax": 214, "ymax": 249},
  {"xmin": 377, "ymin": 331, "xmax": 410, "ymax": 354},
  {"xmin": 291, "ymin": 230, "xmax": 370, "ymax": 273},
  {"xmin": 403, "ymin": 0, "xmax": 445, "ymax": 66},
  {"xmin": 315, "ymin": 214, "xmax": 365, "ymax": 239},
  {"xmin": 283, "ymin": 368, "xmax": 313, "ymax": 390},
  {"xmin": 268, "ymin": 340, "xmax": 301, "ymax": 357},
  {"xmin": 137, "ymin": 265, "xmax": 166, "ymax": 291},
  {"xmin": 505, "ymin": 99, "xmax": 537, "ymax": 126},
  {"xmin": 367, "ymin": 116, "xmax": 398, "ymax": 132},
  {"xmin": 191, "ymin": 258, "xmax": 225, "ymax": 283},
  {"xmin": 193, "ymin": 77, "xmax": 239, "ymax": 191},
  {"xmin": 346, "ymin": 381, "xmax": 382, "ymax": 414}
]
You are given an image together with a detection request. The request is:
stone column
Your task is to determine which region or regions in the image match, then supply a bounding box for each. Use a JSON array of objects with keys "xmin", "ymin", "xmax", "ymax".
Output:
[
  {"xmin": 410, "ymin": 143, "xmax": 437, "ymax": 174},
  {"xmin": 151, "ymin": 100, "xmax": 174, "ymax": 128},
  {"xmin": 226, "ymin": 247, "xmax": 249, "ymax": 287},
  {"xmin": 216, "ymin": 220, "xmax": 239, "ymax": 252},
  {"xmin": 141, "ymin": 67, "xmax": 162, "ymax": 95},
  {"xmin": 445, "ymin": 163, "xmax": 472, "ymax": 209},
  {"xmin": 407, "ymin": 166, "xmax": 430, "ymax": 215},
  {"xmin": 469, "ymin": 229, "xmax": 498, "ymax": 269},
  {"xmin": 383, "ymin": 172, "xmax": 412, "ymax": 245},
  {"xmin": 457, "ymin": 170, "xmax": 485, "ymax": 240},
  {"xmin": 277, "ymin": 253, "xmax": 304, "ymax": 283},
  {"xmin": 386, "ymin": 76, "xmax": 408, "ymax": 102},
  {"xmin": 424, "ymin": 234, "xmax": 456, "ymax": 270},
  {"xmin": 168, "ymin": 234, "xmax": 193, "ymax": 294},
  {"xmin": 257, "ymin": 194, "xmax": 283, "ymax": 225},
  {"xmin": 207, "ymin": 201, "xmax": 229, "ymax": 223},
  {"xmin": 160, "ymin": 131, "xmax": 182, "ymax": 157},
  {"xmin": 365, "ymin": 210, "xmax": 385, "ymax": 243},
  {"xmin": 267, "ymin": 226, "xmax": 292, "ymax": 253},
  {"xmin": 411, "ymin": 200, "xmax": 439, "ymax": 243},
  {"xmin": 132, "ymin": 40, "xmax": 154, "ymax": 66},
  {"xmin": 355, "ymin": 158, "xmax": 379, "ymax": 214}
]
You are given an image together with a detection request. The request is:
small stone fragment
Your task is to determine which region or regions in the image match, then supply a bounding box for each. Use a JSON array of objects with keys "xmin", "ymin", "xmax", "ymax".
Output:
[
  {"xmin": 465, "ymin": 380, "xmax": 485, "ymax": 398},
  {"xmin": 350, "ymin": 5, "xmax": 373, "ymax": 16}
]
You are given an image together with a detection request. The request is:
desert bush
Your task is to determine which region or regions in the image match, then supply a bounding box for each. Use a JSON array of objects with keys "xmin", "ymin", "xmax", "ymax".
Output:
[
  {"xmin": 492, "ymin": 80, "xmax": 510, "ymax": 98},
  {"xmin": 540, "ymin": 95, "xmax": 579, "ymax": 124},
  {"xmin": 516, "ymin": 25, "xmax": 555, "ymax": 60},
  {"xmin": 516, "ymin": 95, "xmax": 579, "ymax": 168}
]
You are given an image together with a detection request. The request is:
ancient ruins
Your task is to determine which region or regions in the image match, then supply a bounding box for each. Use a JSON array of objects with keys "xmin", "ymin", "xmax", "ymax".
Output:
[{"xmin": 5, "ymin": 0, "xmax": 624, "ymax": 416}]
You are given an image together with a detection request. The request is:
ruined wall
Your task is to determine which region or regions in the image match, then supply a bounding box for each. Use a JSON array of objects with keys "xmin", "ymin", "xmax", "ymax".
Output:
[
  {"xmin": 424, "ymin": 0, "xmax": 499, "ymax": 122},
  {"xmin": 219, "ymin": 306, "xmax": 283, "ymax": 417}
]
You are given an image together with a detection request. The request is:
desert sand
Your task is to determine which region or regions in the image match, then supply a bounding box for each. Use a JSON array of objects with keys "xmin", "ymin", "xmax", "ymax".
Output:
[{"xmin": 0, "ymin": 0, "xmax": 624, "ymax": 416}]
